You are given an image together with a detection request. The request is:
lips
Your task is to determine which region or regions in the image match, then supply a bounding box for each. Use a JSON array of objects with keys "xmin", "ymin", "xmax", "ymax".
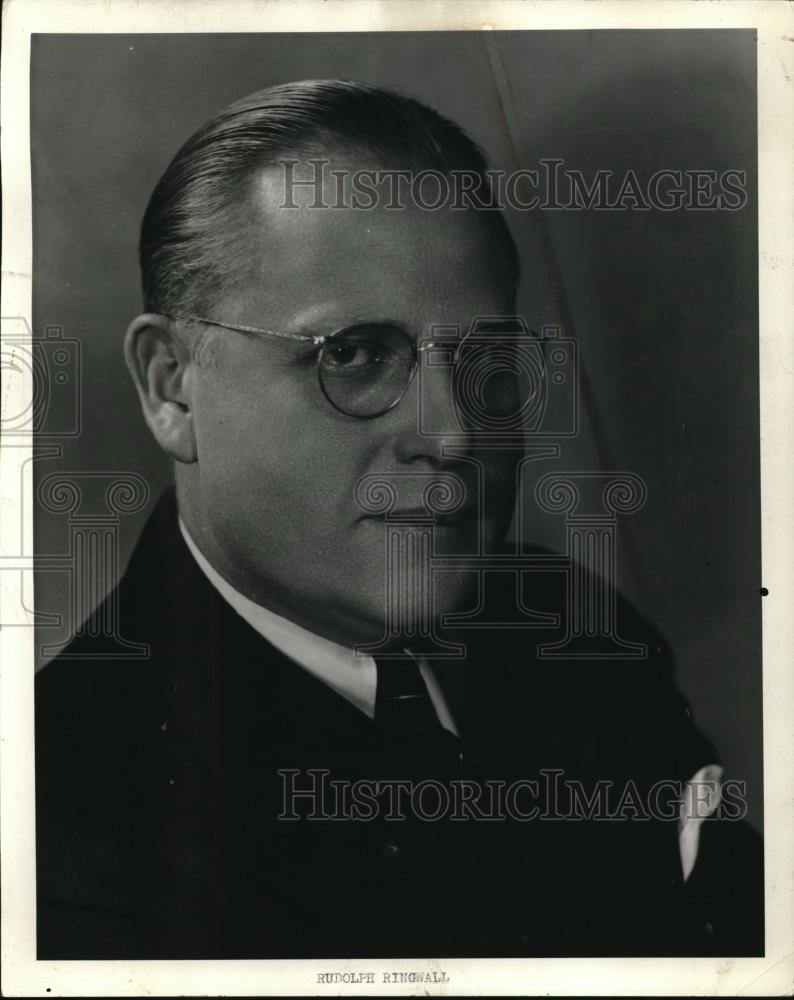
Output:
[{"xmin": 369, "ymin": 505, "xmax": 477, "ymax": 526}]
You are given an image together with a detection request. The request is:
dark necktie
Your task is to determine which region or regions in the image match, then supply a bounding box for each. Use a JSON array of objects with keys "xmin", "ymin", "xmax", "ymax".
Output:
[{"xmin": 374, "ymin": 655, "xmax": 462, "ymax": 775}]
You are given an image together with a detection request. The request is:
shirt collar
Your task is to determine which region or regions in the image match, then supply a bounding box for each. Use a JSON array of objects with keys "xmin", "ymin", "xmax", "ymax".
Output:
[{"xmin": 178, "ymin": 517, "xmax": 377, "ymax": 718}]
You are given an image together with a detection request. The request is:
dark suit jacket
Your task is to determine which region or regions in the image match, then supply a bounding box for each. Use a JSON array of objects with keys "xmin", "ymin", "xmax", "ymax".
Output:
[{"xmin": 35, "ymin": 489, "xmax": 763, "ymax": 958}]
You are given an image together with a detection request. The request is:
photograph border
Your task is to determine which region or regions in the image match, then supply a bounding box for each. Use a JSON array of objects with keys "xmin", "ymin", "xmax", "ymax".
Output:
[{"xmin": 2, "ymin": 1, "xmax": 792, "ymax": 996}]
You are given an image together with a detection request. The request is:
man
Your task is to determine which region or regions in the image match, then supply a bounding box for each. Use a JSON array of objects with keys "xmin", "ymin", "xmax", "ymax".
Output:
[{"xmin": 35, "ymin": 79, "xmax": 762, "ymax": 959}]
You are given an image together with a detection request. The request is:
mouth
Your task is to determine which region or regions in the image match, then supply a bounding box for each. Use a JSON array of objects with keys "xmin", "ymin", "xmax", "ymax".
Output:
[{"xmin": 363, "ymin": 506, "xmax": 478, "ymax": 527}]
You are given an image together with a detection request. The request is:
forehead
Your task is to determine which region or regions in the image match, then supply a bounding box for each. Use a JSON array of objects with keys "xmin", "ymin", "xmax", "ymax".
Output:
[{"xmin": 224, "ymin": 163, "xmax": 516, "ymax": 332}]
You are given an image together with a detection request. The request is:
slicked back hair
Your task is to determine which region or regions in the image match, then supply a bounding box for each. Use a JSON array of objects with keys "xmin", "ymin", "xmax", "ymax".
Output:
[{"xmin": 139, "ymin": 79, "xmax": 519, "ymax": 319}]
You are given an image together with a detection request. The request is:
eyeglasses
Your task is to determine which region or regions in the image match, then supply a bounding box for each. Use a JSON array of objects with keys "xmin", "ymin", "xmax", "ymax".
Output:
[{"xmin": 181, "ymin": 314, "xmax": 533, "ymax": 422}]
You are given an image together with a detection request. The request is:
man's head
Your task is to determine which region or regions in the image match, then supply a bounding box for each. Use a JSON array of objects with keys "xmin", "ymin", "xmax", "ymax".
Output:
[{"xmin": 125, "ymin": 79, "xmax": 521, "ymax": 646}]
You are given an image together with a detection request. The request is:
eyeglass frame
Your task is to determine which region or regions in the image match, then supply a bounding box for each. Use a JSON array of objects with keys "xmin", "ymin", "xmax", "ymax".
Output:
[{"xmin": 176, "ymin": 313, "xmax": 465, "ymax": 420}]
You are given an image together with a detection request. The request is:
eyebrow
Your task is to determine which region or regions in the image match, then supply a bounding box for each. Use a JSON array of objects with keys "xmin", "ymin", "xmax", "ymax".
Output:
[
  {"xmin": 289, "ymin": 316, "xmax": 412, "ymax": 339},
  {"xmin": 287, "ymin": 315, "xmax": 529, "ymax": 343},
  {"xmin": 290, "ymin": 313, "xmax": 407, "ymax": 336}
]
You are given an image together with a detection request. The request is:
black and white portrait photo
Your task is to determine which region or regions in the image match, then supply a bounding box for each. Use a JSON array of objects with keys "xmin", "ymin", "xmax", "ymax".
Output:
[{"xmin": 2, "ymin": 2, "xmax": 792, "ymax": 997}]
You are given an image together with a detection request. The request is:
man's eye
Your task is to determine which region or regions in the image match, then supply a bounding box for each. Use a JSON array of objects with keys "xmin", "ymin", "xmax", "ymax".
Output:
[{"xmin": 324, "ymin": 341, "xmax": 383, "ymax": 369}]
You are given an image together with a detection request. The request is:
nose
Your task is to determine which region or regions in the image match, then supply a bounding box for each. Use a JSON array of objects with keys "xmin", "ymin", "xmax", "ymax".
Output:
[{"xmin": 390, "ymin": 350, "xmax": 474, "ymax": 466}]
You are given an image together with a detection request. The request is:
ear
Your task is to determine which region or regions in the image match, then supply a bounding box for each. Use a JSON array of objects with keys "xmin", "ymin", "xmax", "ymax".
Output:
[{"xmin": 124, "ymin": 313, "xmax": 197, "ymax": 464}]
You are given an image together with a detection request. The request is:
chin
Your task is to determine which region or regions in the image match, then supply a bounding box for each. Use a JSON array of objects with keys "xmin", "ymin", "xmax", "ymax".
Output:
[
  {"xmin": 432, "ymin": 570, "xmax": 477, "ymax": 615},
  {"xmin": 333, "ymin": 571, "xmax": 473, "ymax": 649}
]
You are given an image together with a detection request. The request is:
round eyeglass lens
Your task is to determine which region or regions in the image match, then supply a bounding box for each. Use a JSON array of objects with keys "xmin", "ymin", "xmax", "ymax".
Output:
[{"xmin": 318, "ymin": 325, "xmax": 416, "ymax": 418}]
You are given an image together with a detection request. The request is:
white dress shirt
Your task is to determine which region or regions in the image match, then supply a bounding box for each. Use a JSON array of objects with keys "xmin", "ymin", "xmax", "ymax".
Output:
[
  {"xmin": 179, "ymin": 519, "xmax": 458, "ymax": 735},
  {"xmin": 179, "ymin": 518, "xmax": 719, "ymax": 881}
]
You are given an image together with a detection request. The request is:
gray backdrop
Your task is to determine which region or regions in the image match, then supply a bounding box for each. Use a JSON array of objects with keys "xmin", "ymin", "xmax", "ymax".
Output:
[{"xmin": 30, "ymin": 30, "xmax": 762, "ymax": 828}]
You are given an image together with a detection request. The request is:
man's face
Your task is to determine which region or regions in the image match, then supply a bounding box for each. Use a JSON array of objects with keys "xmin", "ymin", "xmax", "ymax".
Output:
[{"xmin": 182, "ymin": 162, "xmax": 518, "ymax": 645}]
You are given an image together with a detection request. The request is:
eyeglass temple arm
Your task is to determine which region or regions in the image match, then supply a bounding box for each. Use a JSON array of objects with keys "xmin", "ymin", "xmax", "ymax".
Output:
[
  {"xmin": 184, "ymin": 315, "xmax": 540, "ymax": 349},
  {"xmin": 186, "ymin": 315, "xmax": 327, "ymax": 346}
]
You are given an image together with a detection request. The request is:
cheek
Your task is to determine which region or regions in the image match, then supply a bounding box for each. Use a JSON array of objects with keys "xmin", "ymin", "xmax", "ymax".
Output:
[
  {"xmin": 193, "ymin": 364, "xmax": 301, "ymax": 464},
  {"xmin": 192, "ymin": 370, "xmax": 379, "ymax": 521}
]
